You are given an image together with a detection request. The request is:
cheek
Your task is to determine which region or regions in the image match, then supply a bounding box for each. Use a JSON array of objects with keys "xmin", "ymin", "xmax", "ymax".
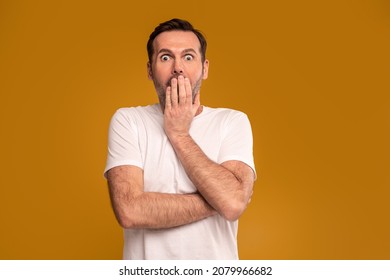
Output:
[
  {"xmin": 153, "ymin": 64, "xmax": 172, "ymax": 78},
  {"xmin": 186, "ymin": 65, "xmax": 202, "ymax": 76},
  {"xmin": 191, "ymin": 68, "xmax": 204, "ymax": 81}
]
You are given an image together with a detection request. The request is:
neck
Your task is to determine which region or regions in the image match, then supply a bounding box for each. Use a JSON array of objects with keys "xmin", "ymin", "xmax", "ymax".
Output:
[{"xmin": 195, "ymin": 105, "xmax": 203, "ymax": 116}]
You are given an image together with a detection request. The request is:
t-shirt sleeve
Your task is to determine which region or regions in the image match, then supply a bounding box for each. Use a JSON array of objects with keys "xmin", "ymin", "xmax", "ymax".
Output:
[
  {"xmin": 218, "ymin": 111, "xmax": 256, "ymax": 179},
  {"xmin": 103, "ymin": 109, "xmax": 143, "ymax": 178}
]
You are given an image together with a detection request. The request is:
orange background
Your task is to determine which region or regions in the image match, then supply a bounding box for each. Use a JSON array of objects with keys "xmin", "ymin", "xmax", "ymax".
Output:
[{"xmin": 1, "ymin": 0, "xmax": 389, "ymax": 259}]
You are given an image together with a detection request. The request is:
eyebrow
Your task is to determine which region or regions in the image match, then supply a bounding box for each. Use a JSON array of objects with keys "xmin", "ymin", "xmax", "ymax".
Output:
[{"xmin": 157, "ymin": 48, "xmax": 198, "ymax": 55}]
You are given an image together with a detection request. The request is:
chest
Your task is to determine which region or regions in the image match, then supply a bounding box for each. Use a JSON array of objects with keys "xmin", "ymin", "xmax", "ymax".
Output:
[{"xmin": 136, "ymin": 116, "xmax": 224, "ymax": 194}]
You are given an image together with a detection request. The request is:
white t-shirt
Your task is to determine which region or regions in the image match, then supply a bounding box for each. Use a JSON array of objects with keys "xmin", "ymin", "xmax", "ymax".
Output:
[{"xmin": 104, "ymin": 104, "xmax": 256, "ymax": 259}]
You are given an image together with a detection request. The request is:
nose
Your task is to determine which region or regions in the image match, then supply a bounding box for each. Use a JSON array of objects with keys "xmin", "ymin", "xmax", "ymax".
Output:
[{"xmin": 172, "ymin": 60, "xmax": 184, "ymax": 75}]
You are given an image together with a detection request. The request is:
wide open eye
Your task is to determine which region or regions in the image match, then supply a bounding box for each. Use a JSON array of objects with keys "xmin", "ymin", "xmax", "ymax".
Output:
[
  {"xmin": 184, "ymin": 54, "xmax": 193, "ymax": 61},
  {"xmin": 161, "ymin": 55, "xmax": 170, "ymax": 61}
]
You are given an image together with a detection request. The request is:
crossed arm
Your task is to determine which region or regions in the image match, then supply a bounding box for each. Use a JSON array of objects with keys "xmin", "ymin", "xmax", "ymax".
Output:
[
  {"xmin": 107, "ymin": 76, "xmax": 254, "ymax": 229},
  {"xmin": 107, "ymin": 165, "xmax": 216, "ymax": 229}
]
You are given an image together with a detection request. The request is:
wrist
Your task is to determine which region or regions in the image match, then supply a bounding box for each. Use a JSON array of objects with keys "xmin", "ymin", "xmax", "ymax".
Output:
[{"xmin": 167, "ymin": 132, "xmax": 192, "ymax": 145}]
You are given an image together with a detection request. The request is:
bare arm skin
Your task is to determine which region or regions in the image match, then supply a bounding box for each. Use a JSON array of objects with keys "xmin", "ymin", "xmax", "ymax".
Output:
[
  {"xmin": 107, "ymin": 165, "xmax": 216, "ymax": 229},
  {"xmin": 164, "ymin": 76, "xmax": 255, "ymax": 221}
]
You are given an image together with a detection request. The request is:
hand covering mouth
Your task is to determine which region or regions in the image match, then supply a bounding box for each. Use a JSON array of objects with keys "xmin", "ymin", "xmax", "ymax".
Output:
[{"xmin": 166, "ymin": 75, "xmax": 186, "ymax": 86}]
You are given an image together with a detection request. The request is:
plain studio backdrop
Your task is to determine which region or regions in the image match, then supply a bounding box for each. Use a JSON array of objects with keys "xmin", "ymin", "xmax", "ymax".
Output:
[{"xmin": 0, "ymin": 0, "xmax": 389, "ymax": 259}]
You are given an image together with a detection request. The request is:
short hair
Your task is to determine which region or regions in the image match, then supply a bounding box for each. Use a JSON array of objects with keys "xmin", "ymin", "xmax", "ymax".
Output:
[{"xmin": 147, "ymin": 18, "xmax": 207, "ymax": 63}]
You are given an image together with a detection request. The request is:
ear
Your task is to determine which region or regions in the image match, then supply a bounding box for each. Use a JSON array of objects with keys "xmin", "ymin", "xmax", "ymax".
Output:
[
  {"xmin": 202, "ymin": 59, "xmax": 209, "ymax": 80},
  {"xmin": 147, "ymin": 61, "xmax": 152, "ymax": 80}
]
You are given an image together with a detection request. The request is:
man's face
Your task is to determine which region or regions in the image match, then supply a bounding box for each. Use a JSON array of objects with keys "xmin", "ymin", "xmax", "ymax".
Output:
[{"xmin": 147, "ymin": 30, "xmax": 209, "ymax": 108}]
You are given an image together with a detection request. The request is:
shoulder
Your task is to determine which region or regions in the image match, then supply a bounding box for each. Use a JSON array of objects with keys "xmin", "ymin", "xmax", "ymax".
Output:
[
  {"xmin": 200, "ymin": 106, "xmax": 249, "ymax": 123},
  {"xmin": 113, "ymin": 104, "xmax": 159, "ymax": 117},
  {"xmin": 110, "ymin": 104, "xmax": 161, "ymax": 122}
]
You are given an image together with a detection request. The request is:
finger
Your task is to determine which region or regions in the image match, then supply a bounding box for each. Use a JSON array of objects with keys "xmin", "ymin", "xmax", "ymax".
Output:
[
  {"xmin": 170, "ymin": 78, "xmax": 178, "ymax": 108},
  {"xmin": 184, "ymin": 77, "xmax": 192, "ymax": 105},
  {"xmin": 178, "ymin": 75, "xmax": 186, "ymax": 105},
  {"xmin": 165, "ymin": 86, "xmax": 172, "ymax": 111}
]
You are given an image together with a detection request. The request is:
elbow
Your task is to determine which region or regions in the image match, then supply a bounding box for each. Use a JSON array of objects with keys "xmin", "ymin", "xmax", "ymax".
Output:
[
  {"xmin": 114, "ymin": 210, "xmax": 140, "ymax": 229},
  {"xmin": 218, "ymin": 185, "xmax": 253, "ymax": 221},
  {"xmin": 220, "ymin": 201, "xmax": 247, "ymax": 222},
  {"xmin": 117, "ymin": 216, "xmax": 133, "ymax": 229},
  {"xmin": 111, "ymin": 197, "xmax": 144, "ymax": 229},
  {"xmin": 222, "ymin": 183, "xmax": 254, "ymax": 221}
]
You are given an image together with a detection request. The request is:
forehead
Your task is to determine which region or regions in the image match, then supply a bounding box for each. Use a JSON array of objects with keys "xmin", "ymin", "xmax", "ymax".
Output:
[{"xmin": 153, "ymin": 31, "xmax": 201, "ymax": 54}]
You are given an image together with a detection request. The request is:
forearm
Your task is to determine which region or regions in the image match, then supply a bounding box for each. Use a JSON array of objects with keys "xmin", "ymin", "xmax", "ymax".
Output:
[
  {"xmin": 107, "ymin": 166, "xmax": 215, "ymax": 229},
  {"xmin": 162, "ymin": 75, "xmax": 253, "ymax": 221},
  {"xmin": 113, "ymin": 191, "xmax": 215, "ymax": 229},
  {"xmin": 168, "ymin": 134, "xmax": 252, "ymax": 221}
]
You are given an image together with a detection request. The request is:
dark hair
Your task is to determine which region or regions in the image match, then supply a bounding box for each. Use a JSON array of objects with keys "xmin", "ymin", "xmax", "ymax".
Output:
[{"xmin": 147, "ymin": 18, "xmax": 207, "ymax": 63}]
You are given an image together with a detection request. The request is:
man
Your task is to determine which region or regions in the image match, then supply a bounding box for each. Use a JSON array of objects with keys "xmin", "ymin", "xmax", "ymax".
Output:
[{"xmin": 104, "ymin": 18, "xmax": 256, "ymax": 259}]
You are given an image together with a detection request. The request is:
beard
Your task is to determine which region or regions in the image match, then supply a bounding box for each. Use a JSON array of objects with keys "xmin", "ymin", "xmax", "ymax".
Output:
[{"xmin": 152, "ymin": 73, "xmax": 203, "ymax": 109}]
